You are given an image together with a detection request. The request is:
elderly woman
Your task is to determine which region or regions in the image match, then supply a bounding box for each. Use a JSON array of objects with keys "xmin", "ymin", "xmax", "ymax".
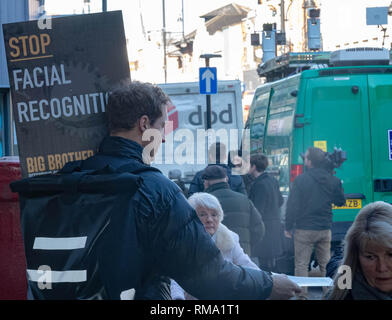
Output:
[
  {"xmin": 327, "ymin": 201, "xmax": 392, "ymax": 300},
  {"xmin": 171, "ymin": 192, "xmax": 259, "ymax": 300}
]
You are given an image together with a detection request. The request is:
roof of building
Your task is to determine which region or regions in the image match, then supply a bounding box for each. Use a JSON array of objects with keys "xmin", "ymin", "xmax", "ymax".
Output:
[
  {"xmin": 200, "ymin": 3, "xmax": 250, "ymax": 35},
  {"xmin": 168, "ymin": 3, "xmax": 250, "ymax": 56}
]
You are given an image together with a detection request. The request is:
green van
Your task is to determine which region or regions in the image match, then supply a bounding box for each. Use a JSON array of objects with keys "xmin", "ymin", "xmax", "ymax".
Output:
[{"xmin": 246, "ymin": 54, "xmax": 392, "ymax": 243}]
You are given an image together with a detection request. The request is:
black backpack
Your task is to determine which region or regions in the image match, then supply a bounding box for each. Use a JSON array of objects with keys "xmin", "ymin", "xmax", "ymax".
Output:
[{"xmin": 10, "ymin": 162, "xmax": 157, "ymax": 300}]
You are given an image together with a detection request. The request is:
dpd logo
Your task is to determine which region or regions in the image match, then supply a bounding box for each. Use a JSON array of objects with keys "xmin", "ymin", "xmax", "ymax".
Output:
[
  {"xmin": 165, "ymin": 104, "xmax": 178, "ymax": 135},
  {"xmin": 189, "ymin": 104, "xmax": 233, "ymax": 126}
]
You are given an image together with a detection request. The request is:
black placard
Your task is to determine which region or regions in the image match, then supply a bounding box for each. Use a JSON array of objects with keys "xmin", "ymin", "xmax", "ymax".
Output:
[{"xmin": 3, "ymin": 11, "xmax": 130, "ymax": 177}]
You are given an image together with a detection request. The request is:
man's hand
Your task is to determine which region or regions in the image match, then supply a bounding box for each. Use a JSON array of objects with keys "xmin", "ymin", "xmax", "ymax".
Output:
[
  {"xmin": 284, "ymin": 230, "xmax": 292, "ymax": 238},
  {"xmin": 268, "ymin": 274, "xmax": 301, "ymax": 300}
]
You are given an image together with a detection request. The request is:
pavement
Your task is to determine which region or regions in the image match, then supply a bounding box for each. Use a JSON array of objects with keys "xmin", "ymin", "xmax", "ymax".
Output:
[{"xmin": 308, "ymin": 286, "xmax": 325, "ymax": 300}]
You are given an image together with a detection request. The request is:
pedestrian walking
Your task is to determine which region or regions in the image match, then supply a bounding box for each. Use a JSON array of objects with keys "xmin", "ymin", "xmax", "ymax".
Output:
[
  {"xmin": 248, "ymin": 154, "xmax": 285, "ymax": 272},
  {"xmin": 188, "ymin": 142, "xmax": 247, "ymax": 195},
  {"xmin": 242, "ymin": 172, "xmax": 255, "ymax": 195},
  {"xmin": 285, "ymin": 147, "xmax": 346, "ymax": 299},
  {"xmin": 202, "ymin": 165, "xmax": 265, "ymax": 259}
]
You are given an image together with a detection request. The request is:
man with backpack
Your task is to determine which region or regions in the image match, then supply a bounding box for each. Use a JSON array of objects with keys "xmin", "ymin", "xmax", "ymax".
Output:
[{"xmin": 13, "ymin": 80, "xmax": 300, "ymax": 300}]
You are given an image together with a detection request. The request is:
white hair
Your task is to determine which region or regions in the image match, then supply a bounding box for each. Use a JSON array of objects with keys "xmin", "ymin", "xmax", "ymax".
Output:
[{"xmin": 188, "ymin": 192, "xmax": 224, "ymax": 222}]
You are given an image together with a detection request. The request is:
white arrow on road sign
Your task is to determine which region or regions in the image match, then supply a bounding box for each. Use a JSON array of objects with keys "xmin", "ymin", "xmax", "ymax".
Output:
[
  {"xmin": 202, "ymin": 68, "xmax": 215, "ymax": 93},
  {"xmin": 199, "ymin": 67, "xmax": 217, "ymax": 94}
]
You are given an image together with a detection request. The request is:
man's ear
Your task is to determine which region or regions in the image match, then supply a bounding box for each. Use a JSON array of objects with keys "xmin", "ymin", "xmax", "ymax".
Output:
[
  {"xmin": 203, "ymin": 180, "xmax": 209, "ymax": 190},
  {"xmin": 139, "ymin": 115, "xmax": 150, "ymax": 132}
]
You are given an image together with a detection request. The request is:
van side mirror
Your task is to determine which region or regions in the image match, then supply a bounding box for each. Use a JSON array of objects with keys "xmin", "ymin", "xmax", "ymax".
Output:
[{"xmin": 291, "ymin": 90, "xmax": 298, "ymax": 97}]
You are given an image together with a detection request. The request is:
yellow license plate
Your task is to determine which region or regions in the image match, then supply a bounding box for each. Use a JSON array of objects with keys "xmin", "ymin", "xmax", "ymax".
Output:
[{"xmin": 333, "ymin": 199, "xmax": 362, "ymax": 210}]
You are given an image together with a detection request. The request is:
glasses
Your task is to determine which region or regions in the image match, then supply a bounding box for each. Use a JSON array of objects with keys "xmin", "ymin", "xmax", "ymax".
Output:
[{"xmin": 197, "ymin": 210, "xmax": 220, "ymax": 220}]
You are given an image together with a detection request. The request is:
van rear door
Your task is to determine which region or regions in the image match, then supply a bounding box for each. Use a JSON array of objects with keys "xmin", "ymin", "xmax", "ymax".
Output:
[
  {"xmin": 368, "ymin": 73, "xmax": 392, "ymax": 204},
  {"xmin": 304, "ymin": 73, "xmax": 372, "ymax": 224}
]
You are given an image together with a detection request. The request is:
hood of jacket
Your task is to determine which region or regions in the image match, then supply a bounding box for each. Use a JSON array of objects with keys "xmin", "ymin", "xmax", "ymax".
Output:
[
  {"xmin": 99, "ymin": 136, "xmax": 144, "ymax": 162},
  {"xmin": 215, "ymin": 224, "xmax": 237, "ymax": 253},
  {"xmin": 254, "ymin": 172, "xmax": 268, "ymax": 182},
  {"xmin": 306, "ymin": 167, "xmax": 332, "ymax": 194},
  {"xmin": 205, "ymin": 182, "xmax": 230, "ymax": 193},
  {"xmin": 80, "ymin": 136, "xmax": 159, "ymax": 175}
]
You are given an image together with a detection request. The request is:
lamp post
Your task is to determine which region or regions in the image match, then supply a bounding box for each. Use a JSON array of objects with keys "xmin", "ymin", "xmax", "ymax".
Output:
[
  {"xmin": 162, "ymin": 0, "xmax": 167, "ymax": 83},
  {"xmin": 200, "ymin": 54, "xmax": 221, "ymax": 130}
]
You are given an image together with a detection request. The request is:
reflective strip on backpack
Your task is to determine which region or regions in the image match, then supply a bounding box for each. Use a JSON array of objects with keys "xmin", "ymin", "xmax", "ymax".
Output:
[
  {"xmin": 120, "ymin": 288, "xmax": 136, "ymax": 300},
  {"xmin": 27, "ymin": 269, "xmax": 87, "ymax": 283},
  {"xmin": 33, "ymin": 236, "xmax": 87, "ymax": 250}
]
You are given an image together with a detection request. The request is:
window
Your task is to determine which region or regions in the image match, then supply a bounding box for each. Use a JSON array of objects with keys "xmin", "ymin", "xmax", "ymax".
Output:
[
  {"xmin": 0, "ymin": 91, "xmax": 18, "ymax": 157},
  {"xmin": 249, "ymin": 90, "xmax": 270, "ymax": 153},
  {"xmin": 264, "ymin": 77, "xmax": 299, "ymax": 193}
]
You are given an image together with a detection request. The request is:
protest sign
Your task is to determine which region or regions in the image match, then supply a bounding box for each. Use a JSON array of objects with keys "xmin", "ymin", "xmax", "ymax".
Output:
[{"xmin": 3, "ymin": 11, "xmax": 130, "ymax": 177}]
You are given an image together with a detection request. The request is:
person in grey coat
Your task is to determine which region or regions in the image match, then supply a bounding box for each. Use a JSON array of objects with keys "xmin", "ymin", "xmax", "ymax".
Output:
[
  {"xmin": 202, "ymin": 165, "xmax": 265, "ymax": 260},
  {"xmin": 248, "ymin": 154, "xmax": 285, "ymax": 272}
]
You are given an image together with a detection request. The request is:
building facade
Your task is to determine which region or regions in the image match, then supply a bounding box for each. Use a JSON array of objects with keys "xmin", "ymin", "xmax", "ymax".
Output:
[{"xmin": 0, "ymin": 0, "xmax": 41, "ymax": 156}]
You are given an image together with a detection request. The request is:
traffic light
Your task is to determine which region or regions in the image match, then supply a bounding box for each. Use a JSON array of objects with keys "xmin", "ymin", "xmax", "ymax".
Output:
[{"xmin": 251, "ymin": 33, "xmax": 260, "ymax": 46}]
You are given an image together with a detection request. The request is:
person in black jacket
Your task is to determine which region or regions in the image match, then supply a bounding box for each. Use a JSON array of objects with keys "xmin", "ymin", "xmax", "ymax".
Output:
[
  {"xmin": 326, "ymin": 242, "xmax": 344, "ymax": 279},
  {"xmin": 76, "ymin": 80, "xmax": 301, "ymax": 300},
  {"xmin": 188, "ymin": 143, "xmax": 247, "ymax": 196},
  {"xmin": 248, "ymin": 154, "xmax": 285, "ymax": 272},
  {"xmin": 168, "ymin": 169, "xmax": 189, "ymax": 198},
  {"xmin": 285, "ymin": 147, "xmax": 345, "ymax": 299},
  {"xmin": 202, "ymin": 165, "xmax": 265, "ymax": 259}
]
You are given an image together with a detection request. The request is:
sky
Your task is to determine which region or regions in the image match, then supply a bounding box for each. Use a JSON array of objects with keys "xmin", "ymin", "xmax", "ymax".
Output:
[
  {"xmin": 319, "ymin": 0, "xmax": 391, "ymax": 49},
  {"xmin": 44, "ymin": 0, "xmax": 392, "ymax": 47},
  {"xmin": 44, "ymin": 0, "xmax": 257, "ymax": 39}
]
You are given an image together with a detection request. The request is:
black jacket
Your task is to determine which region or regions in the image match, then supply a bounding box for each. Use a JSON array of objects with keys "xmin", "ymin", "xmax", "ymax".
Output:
[
  {"xmin": 79, "ymin": 136, "xmax": 273, "ymax": 300},
  {"xmin": 326, "ymin": 243, "xmax": 344, "ymax": 278},
  {"xmin": 189, "ymin": 164, "xmax": 247, "ymax": 196},
  {"xmin": 206, "ymin": 182, "xmax": 265, "ymax": 257},
  {"xmin": 249, "ymin": 173, "xmax": 285, "ymax": 260},
  {"xmin": 285, "ymin": 167, "xmax": 345, "ymax": 231},
  {"xmin": 242, "ymin": 173, "xmax": 255, "ymax": 195}
]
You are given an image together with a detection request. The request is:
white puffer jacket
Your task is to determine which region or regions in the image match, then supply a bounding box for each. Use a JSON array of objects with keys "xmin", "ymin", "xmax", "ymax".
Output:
[{"xmin": 171, "ymin": 223, "xmax": 260, "ymax": 300}]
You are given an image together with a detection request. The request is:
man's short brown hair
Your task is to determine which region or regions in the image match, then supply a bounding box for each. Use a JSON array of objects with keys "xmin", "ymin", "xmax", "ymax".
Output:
[
  {"xmin": 106, "ymin": 80, "xmax": 171, "ymax": 133},
  {"xmin": 250, "ymin": 154, "xmax": 269, "ymax": 172},
  {"xmin": 306, "ymin": 147, "xmax": 326, "ymax": 168}
]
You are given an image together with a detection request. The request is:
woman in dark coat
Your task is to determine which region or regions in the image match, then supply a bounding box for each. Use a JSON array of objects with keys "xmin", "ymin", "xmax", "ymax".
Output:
[{"xmin": 248, "ymin": 154, "xmax": 285, "ymax": 272}]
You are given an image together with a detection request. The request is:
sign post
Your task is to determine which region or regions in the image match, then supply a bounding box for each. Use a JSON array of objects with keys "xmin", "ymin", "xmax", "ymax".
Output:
[
  {"xmin": 199, "ymin": 54, "xmax": 221, "ymax": 130},
  {"xmin": 2, "ymin": 11, "xmax": 130, "ymax": 177}
]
